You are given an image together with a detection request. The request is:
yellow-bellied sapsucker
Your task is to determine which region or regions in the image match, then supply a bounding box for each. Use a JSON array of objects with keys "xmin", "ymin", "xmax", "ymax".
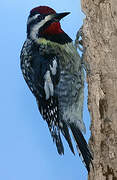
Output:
[{"xmin": 20, "ymin": 6, "xmax": 93, "ymax": 172}]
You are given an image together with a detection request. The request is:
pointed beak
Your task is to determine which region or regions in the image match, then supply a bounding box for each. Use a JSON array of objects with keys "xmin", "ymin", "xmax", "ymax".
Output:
[{"xmin": 53, "ymin": 12, "xmax": 70, "ymax": 21}]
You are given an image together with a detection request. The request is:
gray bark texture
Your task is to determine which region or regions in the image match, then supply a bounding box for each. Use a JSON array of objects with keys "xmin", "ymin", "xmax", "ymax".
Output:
[{"xmin": 81, "ymin": 0, "xmax": 117, "ymax": 179}]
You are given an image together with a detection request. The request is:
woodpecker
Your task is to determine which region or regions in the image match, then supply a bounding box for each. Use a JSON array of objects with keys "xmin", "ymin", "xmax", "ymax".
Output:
[{"xmin": 20, "ymin": 6, "xmax": 93, "ymax": 172}]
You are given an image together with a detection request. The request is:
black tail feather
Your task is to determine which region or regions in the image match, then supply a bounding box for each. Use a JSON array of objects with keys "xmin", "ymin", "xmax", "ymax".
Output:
[
  {"xmin": 52, "ymin": 132, "xmax": 64, "ymax": 155},
  {"xmin": 61, "ymin": 121, "xmax": 75, "ymax": 155},
  {"xmin": 70, "ymin": 123, "xmax": 93, "ymax": 172}
]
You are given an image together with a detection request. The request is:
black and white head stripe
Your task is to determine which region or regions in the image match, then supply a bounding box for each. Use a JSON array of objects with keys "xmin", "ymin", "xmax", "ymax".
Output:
[
  {"xmin": 27, "ymin": 14, "xmax": 41, "ymax": 25},
  {"xmin": 27, "ymin": 13, "xmax": 54, "ymax": 40},
  {"xmin": 27, "ymin": 11, "xmax": 72, "ymax": 44}
]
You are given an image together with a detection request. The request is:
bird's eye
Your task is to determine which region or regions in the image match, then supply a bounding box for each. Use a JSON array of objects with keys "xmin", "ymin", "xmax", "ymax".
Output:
[
  {"xmin": 38, "ymin": 15, "xmax": 42, "ymax": 20},
  {"xmin": 38, "ymin": 15, "xmax": 44, "ymax": 20}
]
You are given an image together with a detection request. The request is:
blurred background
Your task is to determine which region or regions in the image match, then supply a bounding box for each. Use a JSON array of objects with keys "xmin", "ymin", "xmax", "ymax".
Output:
[{"xmin": 0, "ymin": 0, "xmax": 91, "ymax": 179}]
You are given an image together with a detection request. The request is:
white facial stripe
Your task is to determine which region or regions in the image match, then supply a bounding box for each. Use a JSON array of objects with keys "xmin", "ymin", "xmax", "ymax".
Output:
[
  {"xmin": 30, "ymin": 21, "xmax": 41, "ymax": 40},
  {"xmin": 35, "ymin": 14, "xmax": 53, "ymax": 29},
  {"xmin": 30, "ymin": 14, "xmax": 53, "ymax": 41},
  {"xmin": 27, "ymin": 14, "xmax": 40, "ymax": 25}
]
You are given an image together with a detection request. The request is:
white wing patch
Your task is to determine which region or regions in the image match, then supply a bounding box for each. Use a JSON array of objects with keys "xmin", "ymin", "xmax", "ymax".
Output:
[
  {"xmin": 44, "ymin": 71, "xmax": 54, "ymax": 100},
  {"xmin": 50, "ymin": 58, "xmax": 57, "ymax": 75}
]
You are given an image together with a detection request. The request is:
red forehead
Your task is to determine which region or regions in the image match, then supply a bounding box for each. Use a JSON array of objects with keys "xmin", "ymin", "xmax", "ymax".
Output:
[{"xmin": 30, "ymin": 6, "xmax": 56, "ymax": 14}]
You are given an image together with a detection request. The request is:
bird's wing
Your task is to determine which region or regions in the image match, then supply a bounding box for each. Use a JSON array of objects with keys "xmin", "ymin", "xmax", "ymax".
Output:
[{"xmin": 35, "ymin": 54, "xmax": 75, "ymax": 155}]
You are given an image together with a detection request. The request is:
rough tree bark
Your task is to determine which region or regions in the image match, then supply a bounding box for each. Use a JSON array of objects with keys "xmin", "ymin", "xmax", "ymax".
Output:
[{"xmin": 81, "ymin": 0, "xmax": 117, "ymax": 179}]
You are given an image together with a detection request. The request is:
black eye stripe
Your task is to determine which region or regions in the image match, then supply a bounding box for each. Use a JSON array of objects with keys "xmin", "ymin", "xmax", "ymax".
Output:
[
  {"xmin": 38, "ymin": 15, "xmax": 44, "ymax": 20},
  {"xmin": 28, "ymin": 14, "xmax": 45, "ymax": 25},
  {"xmin": 27, "ymin": 15, "xmax": 46, "ymax": 36}
]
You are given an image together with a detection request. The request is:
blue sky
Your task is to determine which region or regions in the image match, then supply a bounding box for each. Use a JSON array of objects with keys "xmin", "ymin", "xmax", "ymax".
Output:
[{"xmin": 0, "ymin": 1, "xmax": 91, "ymax": 180}]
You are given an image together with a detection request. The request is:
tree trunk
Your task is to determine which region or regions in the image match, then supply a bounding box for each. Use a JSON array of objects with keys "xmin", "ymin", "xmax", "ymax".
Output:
[{"xmin": 81, "ymin": 0, "xmax": 117, "ymax": 179}]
